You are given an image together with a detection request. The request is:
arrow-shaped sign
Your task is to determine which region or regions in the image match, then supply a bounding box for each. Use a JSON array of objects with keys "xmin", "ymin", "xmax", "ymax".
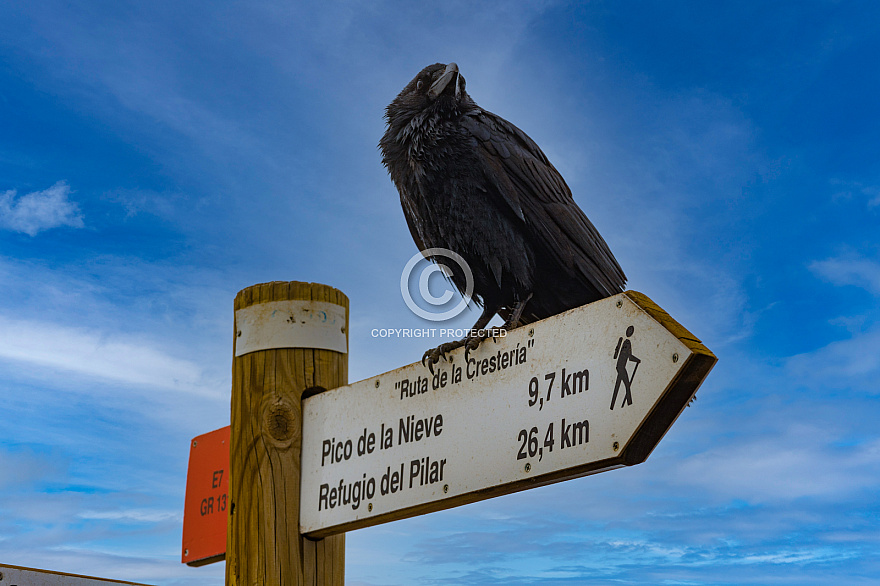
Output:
[{"xmin": 300, "ymin": 291, "xmax": 716, "ymax": 537}]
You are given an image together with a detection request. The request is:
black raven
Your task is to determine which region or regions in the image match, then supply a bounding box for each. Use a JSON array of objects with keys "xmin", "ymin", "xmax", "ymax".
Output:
[{"xmin": 380, "ymin": 63, "xmax": 626, "ymax": 366}]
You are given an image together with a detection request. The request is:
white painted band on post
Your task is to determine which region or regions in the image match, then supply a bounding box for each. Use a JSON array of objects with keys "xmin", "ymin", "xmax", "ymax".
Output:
[{"xmin": 234, "ymin": 300, "xmax": 347, "ymax": 356}]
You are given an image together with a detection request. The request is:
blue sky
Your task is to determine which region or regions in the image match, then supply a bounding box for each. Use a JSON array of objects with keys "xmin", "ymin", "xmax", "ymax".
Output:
[{"xmin": 1, "ymin": 1, "xmax": 879, "ymax": 584}]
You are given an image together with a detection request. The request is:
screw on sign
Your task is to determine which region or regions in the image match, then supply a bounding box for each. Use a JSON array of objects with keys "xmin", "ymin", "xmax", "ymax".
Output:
[{"xmin": 181, "ymin": 426, "xmax": 230, "ymax": 566}]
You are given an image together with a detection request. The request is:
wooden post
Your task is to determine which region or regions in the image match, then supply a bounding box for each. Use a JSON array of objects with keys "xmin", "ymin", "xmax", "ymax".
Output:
[{"xmin": 227, "ymin": 281, "xmax": 347, "ymax": 586}]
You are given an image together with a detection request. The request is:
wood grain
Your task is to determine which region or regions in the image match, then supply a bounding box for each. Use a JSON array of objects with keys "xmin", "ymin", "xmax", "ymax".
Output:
[{"xmin": 228, "ymin": 281, "xmax": 347, "ymax": 586}]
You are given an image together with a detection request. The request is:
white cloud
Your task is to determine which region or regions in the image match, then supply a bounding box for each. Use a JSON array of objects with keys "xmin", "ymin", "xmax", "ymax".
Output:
[
  {"xmin": 0, "ymin": 316, "xmax": 217, "ymax": 397},
  {"xmin": 830, "ymin": 178, "xmax": 880, "ymax": 209},
  {"xmin": 0, "ymin": 181, "xmax": 85, "ymax": 236},
  {"xmin": 78, "ymin": 509, "xmax": 182, "ymax": 523},
  {"xmin": 671, "ymin": 434, "xmax": 880, "ymax": 503},
  {"xmin": 787, "ymin": 326, "xmax": 880, "ymax": 390},
  {"xmin": 0, "ymin": 447, "xmax": 66, "ymax": 489},
  {"xmin": 799, "ymin": 255, "xmax": 880, "ymax": 391},
  {"xmin": 810, "ymin": 256, "xmax": 880, "ymax": 295}
]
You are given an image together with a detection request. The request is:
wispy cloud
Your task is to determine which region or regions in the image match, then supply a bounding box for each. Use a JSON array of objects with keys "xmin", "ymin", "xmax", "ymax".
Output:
[
  {"xmin": 78, "ymin": 509, "xmax": 182, "ymax": 523},
  {"xmin": 0, "ymin": 181, "xmax": 84, "ymax": 236},
  {"xmin": 0, "ymin": 316, "xmax": 216, "ymax": 397},
  {"xmin": 0, "ymin": 446, "xmax": 66, "ymax": 489},
  {"xmin": 671, "ymin": 430, "xmax": 880, "ymax": 502},
  {"xmin": 787, "ymin": 325, "xmax": 880, "ymax": 391},
  {"xmin": 830, "ymin": 179, "xmax": 880, "ymax": 209},
  {"xmin": 810, "ymin": 255, "xmax": 880, "ymax": 295}
]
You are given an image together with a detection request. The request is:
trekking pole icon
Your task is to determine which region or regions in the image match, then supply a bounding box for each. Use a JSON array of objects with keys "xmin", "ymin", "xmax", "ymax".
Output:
[{"xmin": 610, "ymin": 325, "xmax": 640, "ymax": 410}]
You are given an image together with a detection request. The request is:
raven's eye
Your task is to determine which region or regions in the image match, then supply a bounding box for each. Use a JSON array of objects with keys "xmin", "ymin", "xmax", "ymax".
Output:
[{"xmin": 416, "ymin": 79, "xmax": 424, "ymax": 91}]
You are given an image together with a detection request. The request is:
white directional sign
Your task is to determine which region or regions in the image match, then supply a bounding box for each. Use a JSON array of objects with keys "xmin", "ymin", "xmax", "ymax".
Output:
[
  {"xmin": 300, "ymin": 291, "xmax": 716, "ymax": 537},
  {"xmin": 0, "ymin": 564, "xmax": 151, "ymax": 586}
]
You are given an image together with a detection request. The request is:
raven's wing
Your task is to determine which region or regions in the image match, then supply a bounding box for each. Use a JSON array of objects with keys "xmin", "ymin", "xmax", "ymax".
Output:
[{"xmin": 460, "ymin": 109, "xmax": 626, "ymax": 296}]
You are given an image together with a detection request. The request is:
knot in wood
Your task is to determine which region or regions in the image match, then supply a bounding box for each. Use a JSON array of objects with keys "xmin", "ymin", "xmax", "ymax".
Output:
[{"xmin": 261, "ymin": 395, "xmax": 299, "ymax": 447}]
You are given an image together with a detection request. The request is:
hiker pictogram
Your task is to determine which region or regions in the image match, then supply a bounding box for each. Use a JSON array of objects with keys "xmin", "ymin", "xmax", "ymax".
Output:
[{"xmin": 610, "ymin": 325, "xmax": 641, "ymax": 410}]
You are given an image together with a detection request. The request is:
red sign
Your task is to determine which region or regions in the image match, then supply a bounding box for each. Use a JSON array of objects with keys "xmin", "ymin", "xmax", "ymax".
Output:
[{"xmin": 182, "ymin": 426, "xmax": 230, "ymax": 566}]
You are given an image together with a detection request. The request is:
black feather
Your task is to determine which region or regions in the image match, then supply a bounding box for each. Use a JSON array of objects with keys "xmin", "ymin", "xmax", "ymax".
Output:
[{"xmin": 380, "ymin": 62, "xmax": 626, "ymax": 332}]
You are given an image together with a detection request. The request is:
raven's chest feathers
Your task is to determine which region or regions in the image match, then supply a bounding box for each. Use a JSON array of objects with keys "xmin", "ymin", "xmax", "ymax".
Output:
[{"xmin": 382, "ymin": 115, "xmax": 534, "ymax": 296}]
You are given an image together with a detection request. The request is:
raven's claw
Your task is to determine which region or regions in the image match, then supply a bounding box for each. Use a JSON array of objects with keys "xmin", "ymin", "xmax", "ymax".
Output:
[
  {"xmin": 463, "ymin": 327, "xmax": 503, "ymax": 362},
  {"xmin": 463, "ymin": 335, "xmax": 484, "ymax": 363},
  {"xmin": 421, "ymin": 329, "xmax": 503, "ymax": 375},
  {"xmin": 422, "ymin": 340, "xmax": 466, "ymax": 374},
  {"xmin": 501, "ymin": 317, "xmax": 522, "ymax": 331}
]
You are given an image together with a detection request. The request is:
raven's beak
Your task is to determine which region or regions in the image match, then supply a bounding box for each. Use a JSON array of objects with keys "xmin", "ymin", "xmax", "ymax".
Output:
[{"xmin": 428, "ymin": 62, "xmax": 461, "ymax": 99}]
